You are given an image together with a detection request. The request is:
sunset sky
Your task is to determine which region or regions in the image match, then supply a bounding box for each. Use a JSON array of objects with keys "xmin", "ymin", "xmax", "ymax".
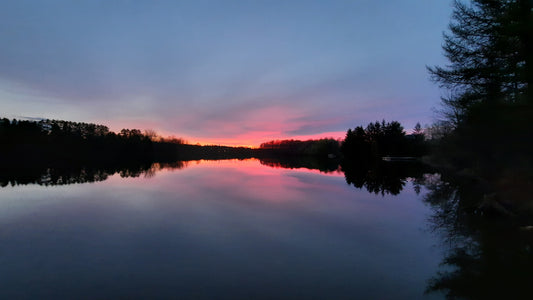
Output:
[{"xmin": 0, "ymin": 0, "xmax": 453, "ymax": 147}]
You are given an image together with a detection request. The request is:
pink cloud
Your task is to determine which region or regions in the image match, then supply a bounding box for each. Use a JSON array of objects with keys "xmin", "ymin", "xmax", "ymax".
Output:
[{"xmin": 101, "ymin": 104, "xmax": 348, "ymax": 147}]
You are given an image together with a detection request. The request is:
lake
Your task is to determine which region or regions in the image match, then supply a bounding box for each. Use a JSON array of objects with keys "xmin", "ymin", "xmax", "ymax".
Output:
[{"xmin": 0, "ymin": 158, "xmax": 494, "ymax": 299}]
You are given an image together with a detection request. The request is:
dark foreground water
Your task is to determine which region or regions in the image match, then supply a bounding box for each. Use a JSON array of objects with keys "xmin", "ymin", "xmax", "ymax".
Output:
[{"xmin": 1, "ymin": 159, "xmax": 531, "ymax": 299}]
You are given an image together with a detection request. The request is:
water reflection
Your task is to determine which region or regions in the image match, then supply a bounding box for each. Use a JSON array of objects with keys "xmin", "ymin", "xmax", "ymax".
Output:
[
  {"xmin": 0, "ymin": 160, "xmax": 189, "ymax": 187},
  {"xmin": 0, "ymin": 164, "xmax": 145, "ymax": 187},
  {"xmin": 259, "ymin": 156, "xmax": 341, "ymax": 173},
  {"xmin": 258, "ymin": 157, "xmax": 434, "ymax": 196},
  {"xmin": 341, "ymin": 160, "xmax": 433, "ymax": 196},
  {"xmin": 3, "ymin": 158, "xmax": 531, "ymax": 299},
  {"xmin": 0, "ymin": 158, "xmax": 441, "ymax": 299},
  {"xmin": 422, "ymin": 173, "xmax": 533, "ymax": 299},
  {"xmin": 1, "ymin": 158, "xmax": 431, "ymax": 198}
]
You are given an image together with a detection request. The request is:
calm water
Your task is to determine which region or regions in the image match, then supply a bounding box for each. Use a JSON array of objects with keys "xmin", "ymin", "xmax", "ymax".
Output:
[{"xmin": 0, "ymin": 159, "xmax": 445, "ymax": 299}]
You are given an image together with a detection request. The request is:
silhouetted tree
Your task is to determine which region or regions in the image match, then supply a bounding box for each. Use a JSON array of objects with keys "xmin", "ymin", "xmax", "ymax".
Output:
[
  {"xmin": 427, "ymin": 0, "xmax": 533, "ymax": 190},
  {"xmin": 428, "ymin": 0, "xmax": 532, "ymax": 123},
  {"xmin": 259, "ymin": 138, "xmax": 340, "ymax": 157},
  {"xmin": 341, "ymin": 120, "xmax": 424, "ymax": 159},
  {"xmin": 341, "ymin": 126, "xmax": 370, "ymax": 158},
  {"xmin": 409, "ymin": 122, "xmax": 428, "ymax": 157}
]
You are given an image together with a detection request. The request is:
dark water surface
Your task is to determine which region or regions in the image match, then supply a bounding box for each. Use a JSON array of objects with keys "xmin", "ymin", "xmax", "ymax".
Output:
[{"xmin": 1, "ymin": 159, "xmax": 446, "ymax": 299}]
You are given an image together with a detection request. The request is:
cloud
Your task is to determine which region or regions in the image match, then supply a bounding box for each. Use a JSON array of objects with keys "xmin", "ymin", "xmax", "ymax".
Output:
[{"xmin": 0, "ymin": 0, "xmax": 452, "ymax": 145}]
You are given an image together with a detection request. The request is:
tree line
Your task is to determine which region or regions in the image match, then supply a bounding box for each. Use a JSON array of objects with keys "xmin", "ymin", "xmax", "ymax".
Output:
[
  {"xmin": 1, "ymin": 116, "xmax": 430, "ymax": 166},
  {"xmin": 0, "ymin": 118, "xmax": 153, "ymax": 164},
  {"xmin": 258, "ymin": 138, "xmax": 341, "ymax": 157},
  {"xmin": 425, "ymin": 0, "xmax": 533, "ymax": 213},
  {"xmin": 258, "ymin": 121, "xmax": 427, "ymax": 160},
  {"xmin": 341, "ymin": 120, "xmax": 426, "ymax": 159},
  {"xmin": 0, "ymin": 117, "xmax": 260, "ymax": 166},
  {"xmin": 427, "ymin": 0, "xmax": 532, "ymax": 171}
]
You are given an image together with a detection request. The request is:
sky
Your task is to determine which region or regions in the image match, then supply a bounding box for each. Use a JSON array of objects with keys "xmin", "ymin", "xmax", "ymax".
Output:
[{"xmin": 0, "ymin": 0, "xmax": 453, "ymax": 147}]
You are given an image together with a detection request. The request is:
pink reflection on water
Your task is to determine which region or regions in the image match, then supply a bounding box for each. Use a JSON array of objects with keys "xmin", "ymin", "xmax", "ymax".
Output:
[
  {"xmin": 168, "ymin": 159, "xmax": 343, "ymax": 176},
  {"xmin": 104, "ymin": 158, "xmax": 347, "ymax": 203}
]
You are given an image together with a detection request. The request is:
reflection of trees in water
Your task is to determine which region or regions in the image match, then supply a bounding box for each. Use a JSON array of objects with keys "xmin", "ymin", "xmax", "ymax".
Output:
[
  {"xmin": 0, "ymin": 163, "xmax": 153, "ymax": 187},
  {"xmin": 341, "ymin": 160, "xmax": 432, "ymax": 196},
  {"xmin": 259, "ymin": 157, "xmax": 434, "ymax": 196},
  {"xmin": 4, "ymin": 155, "xmax": 532, "ymax": 298},
  {"xmin": 259, "ymin": 157, "xmax": 341, "ymax": 174},
  {"xmin": 144, "ymin": 161, "xmax": 190, "ymax": 178},
  {"xmin": 422, "ymin": 174, "xmax": 533, "ymax": 299},
  {"xmin": 1, "ymin": 159, "xmax": 251, "ymax": 187},
  {"xmin": 0, "ymin": 161, "xmax": 191, "ymax": 187},
  {"xmin": 3, "ymin": 157, "xmax": 435, "ymax": 197}
]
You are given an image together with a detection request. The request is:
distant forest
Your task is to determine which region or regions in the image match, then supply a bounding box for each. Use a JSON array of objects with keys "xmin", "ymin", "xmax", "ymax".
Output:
[
  {"xmin": 0, "ymin": 118, "xmax": 256, "ymax": 165},
  {"xmin": 0, "ymin": 116, "xmax": 429, "ymax": 198},
  {"xmin": 0, "ymin": 117, "xmax": 429, "ymax": 168},
  {"xmin": 341, "ymin": 120, "xmax": 427, "ymax": 159},
  {"xmin": 1, "ymin": 118, "xmax": 152, "ymax": 164}
]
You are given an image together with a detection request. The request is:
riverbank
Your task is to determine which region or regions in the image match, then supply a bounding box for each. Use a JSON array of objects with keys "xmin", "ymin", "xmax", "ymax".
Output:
[{"xmin": 421, "ymin": 154, "xmax": 533, "ymax": 223}]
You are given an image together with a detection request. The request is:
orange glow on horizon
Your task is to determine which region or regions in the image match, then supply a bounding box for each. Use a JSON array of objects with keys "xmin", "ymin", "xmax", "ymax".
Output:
[
  {"xmin": 98, "ymin": 118, "xmax": 347, "ymax": 148},
  {"xmin": 106, "ymin": 158, "xmax": 345, "ymax": 184},
  {"xmin": 169, "ymin": 130, "xmax": 347, "ymax": 148}
]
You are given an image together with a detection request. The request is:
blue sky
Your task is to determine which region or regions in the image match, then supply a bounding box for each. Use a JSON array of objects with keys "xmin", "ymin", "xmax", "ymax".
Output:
[{"xmin": 0, "ymin": 0, "xmax": 453, "ymax": 146}]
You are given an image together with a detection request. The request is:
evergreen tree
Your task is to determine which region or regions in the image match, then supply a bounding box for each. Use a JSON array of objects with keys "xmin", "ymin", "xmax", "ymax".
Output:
[
  {"xmin": 341, "ymin": 120, "xmax": 415, "ymax": 158},
  {"xmin": 428, "ymin": 0, "xmax": 533, "ymax": 190},
  {"xmin": 428, "ymin": 0, "xmax": 532, "ymax": 126}
]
